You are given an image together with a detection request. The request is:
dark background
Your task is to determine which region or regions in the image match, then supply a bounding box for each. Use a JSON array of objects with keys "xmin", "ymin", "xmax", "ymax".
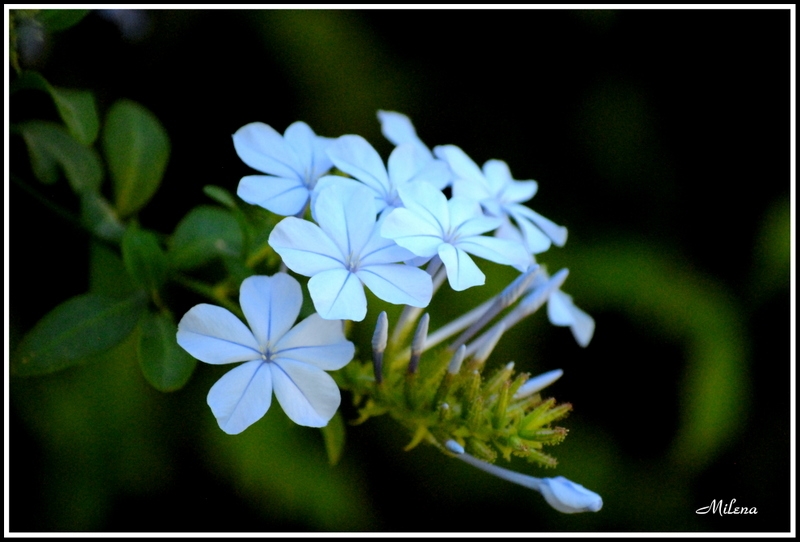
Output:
[{"xmin": 9, "ymin": 9, "xmax": 792, "ymax": 532}]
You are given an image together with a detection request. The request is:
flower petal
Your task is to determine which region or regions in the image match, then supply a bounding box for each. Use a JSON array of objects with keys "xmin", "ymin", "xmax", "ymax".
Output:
[
  {"xmin": 396, "ymin": 181, "xmax": 450, "ymax": 233},
  {"xmin": 449, "ymin": 197, "xmax": 500, "ymax": 236},
  {"xmin": 284, "ymin": 121, "xmax": 333, "ymax": 182},
  {"xmin": 381, "ymin": 207, "xmax": 443, "ymax": 258},
  {"xmin": 537, "ymin": 476, "xmax": 603, "ymax": 514},
  {"xmin": 482, "ymin": 159, "xmax": 538, "ymax": 203},
  {"xmin": 457, "ymin": 234, "xmax": 533, "ymax": 272},
  {"xmin": 433, "ymin": 144, "xmax": 484, "ymax": 184},
  {"xmin": 274, "ymin": 313, "xmax": 354, "ymax": 370},
  {"xmin": 232, "ymin": 122, "xmax": 302, "ymax": 180},
  {"xmin": 271, "ymin": 358, "xmax": 341, "ymax": 427},
  {"xmin": 207, "ymin": 359, "xmax": 272, "ymax": 434},
  {"xmin": 357, "ymin": 264, "xmax": 433, "ymax": 308},
  {"xmin": 239, "ymin": 274, "xmax": 302, "ymax": 350},
  {"xmin": 327, "ymin": 135, "xmax": 390, "ymax": 197},
  {"xmin": 548, "ymin": 290, "xmax": 595, "ymax": 347},
  {"xmin": 237, "ymin": 175, "xmax": 310, "ymax": 217},
  {"xmin": 507, "ymin": 206, "xmax": 553, "ymax": 254},
  {"xmin": 359, "ymin": 216, "xmax": 417, "ymax": 265},
  {"xmin": 438, "ymin": 243, "xmax": 485, "ymax": 291},
  {"xmin": 269, "ymin": 217, "xmax": 344, "ymax": 276},
  {"xmin": 387, "ymin": 143, "xmax": 431, "ymax": 186},
  {"xmin": 512, "ymin": 204, "xmax": 568, "ymax": 247},
  {"xmin": 177, "ymin": 304, "xmax": 261, "ymax": 364},
  {"xmin": 377, "ymin": 110, "xmax": 430, "ymax": 155},
  {"xmin": 313, "ymin": 182, "xmax": 376, "ymax": 258},
  {"xmin": 307, "ymin": 268, "xmax": 367, "ymax": 321}
]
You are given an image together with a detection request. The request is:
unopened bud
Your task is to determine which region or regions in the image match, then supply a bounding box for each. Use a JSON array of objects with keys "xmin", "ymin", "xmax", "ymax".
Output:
[{"xmin": 514, "ymin": 369, "xmax": 564, "ymax": 400}]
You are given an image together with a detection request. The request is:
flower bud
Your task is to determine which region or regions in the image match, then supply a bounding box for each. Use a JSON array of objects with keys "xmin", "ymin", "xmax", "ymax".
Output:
[{"xmin": 536, "ymin": 476, "xmax": 603, "ymax": 514}]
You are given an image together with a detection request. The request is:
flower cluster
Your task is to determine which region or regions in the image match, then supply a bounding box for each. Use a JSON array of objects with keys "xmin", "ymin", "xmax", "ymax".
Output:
[{"xmin": 176, "ymin": 111, "xmax": 599, "ymax": 514}]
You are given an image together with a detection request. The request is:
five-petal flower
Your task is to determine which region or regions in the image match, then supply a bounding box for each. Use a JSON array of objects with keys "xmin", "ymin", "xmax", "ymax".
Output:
[
  {"xmin": 234, "ymin": 121, "xmax": 333, "ymax": 216},
  {"xmin": 435, "ymin": 144, "xmax": 568, "ymax": 254},
  {"xmin": 176, "ymin": 273, "xmax": 354, "ymax": 434},
  {"xmin": 320, "ymin": 134, "xmax": 450, "ymax": 215},
  {"xmin": 382, "ymin": 180, "xmax": 532, "ymax": 291},
  {"xmin": 269, "ymin": 182, "xmax": 433, "ymax": 321}
]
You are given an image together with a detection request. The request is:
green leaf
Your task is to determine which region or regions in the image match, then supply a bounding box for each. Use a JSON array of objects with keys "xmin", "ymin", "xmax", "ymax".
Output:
[
  {"xmin": 138, "ymin": 312, "xmax": 197, "ymax": 392},
  {"xmin": 17, "ymin": 120, "xmax": 102, "ymax": 193},
  {"xmin": 169, "ymin": 206, "xmax": 243, "ymax": 270},
  {"xmin": 37, "ymin": 9, "xmax": 91, "ymax": 32},
  {"xmin": 103, "ymin": 99, "xmax": 170, "ymax": 217},
  {"xmin": 89, "ymin": 241, "xmax": 138, "ymax": 299},
  {"xmin": 203, "ymin": 185, "xmax": 238, "ymax": 209},
  {"xmin": 13, "ymin": 72, "xmax": 100, "ymax": 145},
  {"xmin": 81, "ymin": 192, "xmax": 126, "ymax": 242},
  {"xmin": 122, "ymin": 225, "xmax": 167, "ymax": 295},
  {"xmin": 13, "ymin": 292, "xmax": 147, "ymax": 377},
  {"xmin": 320, "ymin": 410, "xmax": 346, "ymax": 465}
]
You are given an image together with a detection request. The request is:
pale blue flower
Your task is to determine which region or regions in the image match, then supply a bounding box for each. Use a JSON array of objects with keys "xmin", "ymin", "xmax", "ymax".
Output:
[
  {"xmin": 320, "ymin": 134, "xmax": 450, "ymax": 215},
  {"xmin": 269, "ymin": 182, "xmax": 433, "ymax": 321},
  {"xmin": 381, "ymin": 180, "xmax": 532, "ymax": 291},
  {"xmin": 176, "ymin": 273, "xmax": 354, "ymax": 434},
  {"xmin": 434, "ymin": 144, "xmax": 568, "ymax": 254},
  {"xmin": 233, "ymin": 121, "xmax": 332, "ymax": 216}
]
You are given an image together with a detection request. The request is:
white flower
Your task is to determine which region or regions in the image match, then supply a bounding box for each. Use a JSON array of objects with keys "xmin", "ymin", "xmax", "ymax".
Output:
[
  {"xmin": 320, "ymin": 134, "xmax": 450, "ymax": 215},
  {"xmin": 381, "ymin": 180, "xmax": 532, "ymax": 291},
  {"xmin": 434, "ymin": 144, "xmax": 568, "ymax": 254},
  {"xmin": 269, "ymin": 182, "xmax": 433, "ymax": 321},
  {"xmin": 233, "ymin": 121, "xmax": 332, "ymax": 216},
  {"xmin": 176, "ymin": 273, "xmax": 354, "ymax": 433}
]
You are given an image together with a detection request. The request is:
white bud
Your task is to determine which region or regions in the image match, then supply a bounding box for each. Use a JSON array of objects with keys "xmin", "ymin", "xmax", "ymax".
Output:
[
  {"xmin": 513, "ymin": 369, "xmax": 564, "ymax": 399},
  {"xmin": 536, "ymin": 476, "xmax": 603, "ymax": 514}
]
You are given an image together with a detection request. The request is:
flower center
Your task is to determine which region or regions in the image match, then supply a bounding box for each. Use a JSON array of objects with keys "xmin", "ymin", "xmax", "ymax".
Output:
[{"xmin": 344, "ymin": 251, "xmax": 361, "ymax": 272}]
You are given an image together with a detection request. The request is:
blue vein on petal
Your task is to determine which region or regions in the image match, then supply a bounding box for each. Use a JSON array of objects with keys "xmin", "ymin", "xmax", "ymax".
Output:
[
  {"xmin": 226, "ymin": 361, "xmax": 269, "ymax": 428},
  {"xmin": 261, "ymin": 182, "xmax": 306, "ymax": 201},
  {"xmin": 186, "ymin": 331, "xmax": 262, "ymax": 357},
  {"xmin": 271, "ymin": 359, "xmax": 315, "ymax": 408},
  {"xmin": 358, "ymin": 267, "xmax": 408, "ymax": 297},
  {"xmin": 329, "ymin": 272, "xmax": 356, "ymax": 312}
]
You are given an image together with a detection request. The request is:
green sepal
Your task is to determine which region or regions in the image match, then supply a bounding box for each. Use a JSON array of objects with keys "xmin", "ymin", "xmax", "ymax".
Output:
[
  {"xmin": 12, "ymin": 291, "xmax": 147, "ymax": 377},
  {"xmin": 103, "ymin": 99, "xmax": 170, "ymax": 217},
  {"xmin": 137, "ymin": 311, "xmax": 197, "ymax": 392}
]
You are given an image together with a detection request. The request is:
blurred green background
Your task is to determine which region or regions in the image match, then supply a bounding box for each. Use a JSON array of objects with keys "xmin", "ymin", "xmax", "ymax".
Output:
[{"xmin": 9, "ymin": 9, "xmax": 791, "ymax": 532}]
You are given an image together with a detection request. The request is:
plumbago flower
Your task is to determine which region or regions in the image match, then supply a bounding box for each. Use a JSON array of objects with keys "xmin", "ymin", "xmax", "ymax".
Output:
[
  {"xmin": 233, "ymin": 121, "xmax": 333, "ymax": 216},
  {"xmin": 381, "ymin": 180, "xmax": 532, "ymax": 291},
  {"xmin": 435, "ymin": 144, "xmax": 568, "ymax": 254},
  {"xmin": 316, "ymin": 134, "xmax": 450, "ymax": 215},
  {"xmin": 177, "ymin": 273, "xmax": 354, "ymax": 433},
  {"xmin": 269, "ymin": 181, "xmax": 433, "ymax": 321}
]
